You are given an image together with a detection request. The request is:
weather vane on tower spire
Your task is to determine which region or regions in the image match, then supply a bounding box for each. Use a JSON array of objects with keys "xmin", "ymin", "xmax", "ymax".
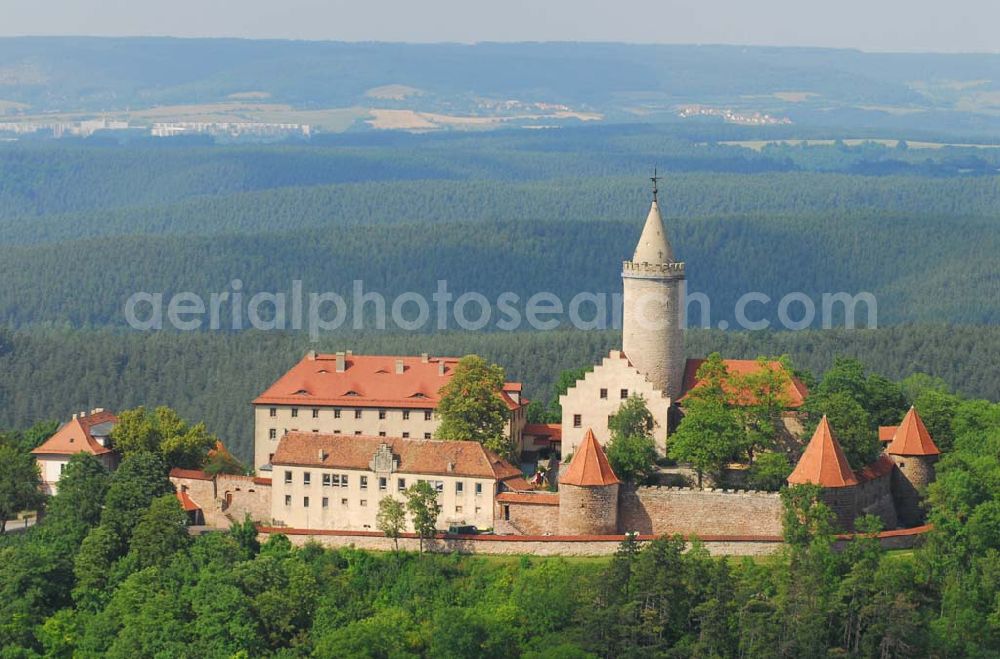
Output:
[{"xmin": 651, "ymin": 167, "xmax": 660, "ymax": 203}]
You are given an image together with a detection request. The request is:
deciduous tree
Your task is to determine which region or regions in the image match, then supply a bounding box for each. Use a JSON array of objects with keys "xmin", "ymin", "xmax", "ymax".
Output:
[
  {"xmin": 435, "ymin": 355, "xmax": 513, "ymax": 458},
  {"xmin": 405, "ymin": 480, "xmax": 441, "ymax": 553},
  {"xmin": 376, "ymin": 496, "xmax": 407, "ymax": 551}
]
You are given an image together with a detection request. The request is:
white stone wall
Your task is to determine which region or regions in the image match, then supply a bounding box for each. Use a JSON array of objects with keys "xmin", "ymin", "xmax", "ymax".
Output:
[
  {"xmin": 270, "ymin": 463, "xmax": 497, "ymax": 531},
  {"xmin": 559, "ymin": 351, "xmax": 672, "ymax": 456}
]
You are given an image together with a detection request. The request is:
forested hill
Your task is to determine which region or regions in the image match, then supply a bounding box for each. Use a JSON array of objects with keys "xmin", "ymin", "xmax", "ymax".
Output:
[{"xmin": 3, "ymin": 38, "xmax": 1000, "ymax": 134}]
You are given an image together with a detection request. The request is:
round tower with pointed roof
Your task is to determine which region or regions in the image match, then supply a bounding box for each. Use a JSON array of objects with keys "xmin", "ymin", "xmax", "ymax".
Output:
[
  {"xmin": 622, "ymin": 174, "xmax": 685, "ymax": 400},
  {"xmin": 887, "ymin": 406, "xmax": 940, "ymax": 526},
  {"xmin": 559, "ymin": 428, "xmax": 620, "ymax": 535}
]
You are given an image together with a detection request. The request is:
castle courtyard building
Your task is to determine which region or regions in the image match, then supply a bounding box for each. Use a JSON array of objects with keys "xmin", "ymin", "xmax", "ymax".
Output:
[
  {"xmin": 270, "ymin": 432, "xmax": 527, "ymax": 531},
  {"xmin": 254, "ymin": 351, "xmax": 525, "ymax": 471}
]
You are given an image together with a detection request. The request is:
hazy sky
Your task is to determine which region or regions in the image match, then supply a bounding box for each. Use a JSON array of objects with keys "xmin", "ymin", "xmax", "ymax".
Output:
[{"xmin": 1, "ymin": 0, "xmax": 995, "ymax": 53}]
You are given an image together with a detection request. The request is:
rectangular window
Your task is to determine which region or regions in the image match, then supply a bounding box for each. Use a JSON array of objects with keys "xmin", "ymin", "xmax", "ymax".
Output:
[
  {"xmin": 354, "ymin": 410, "xmax": 363, "ymax": 419},
  {"xmin": 360, "ymin": 476, "xmax": 368, "ymax": 490},
  {"xmin": 424, "ymin": 432, "xmax": 432, "ymax": 439},
  {"xmin": 434, "ymin": 481, "xmax": 444, "ymax": 493},
  {"xmin": 341, "ymin": 498, "xmax": 348, "ymax": 506},
  {"xmin": 334, "ymin": 409, "xmax": 341, "ymax": 419},
  {"xmin": 402, "ymin": 432, "xmax": 410, "ymax": 438},
  {"xmin": 456, "ymin": 481, "xmax": 464, "ymax": 494},
  {"xmin": 475, "ymin": 482, "xmax": 483, "ymax": 495},
  {"xmin": 403, "ymin": 410, "xmax": 410, "ymax": 420},
  {"xmin": 599, "ymin": 388, "xmax": 608, "ymax": 399},
  {"xmin": 354, "ymin": 431, "xmax": 362, "ymax": 436},
  {"xmin": 456, "ymin": 505, "xmax": 463, "ymax": 513},
  {"xmin": 270, "ymin": 407, "xmax": 277, "ymax": 417},
  {"xmin": 284, "ymin": 470, "xmax": 292, "ymax": 484},
  {"xmin": 360, "ymin": 499, "xmax": 368, "ymax": 507},
  {"xmin": 284, "ymin": 495, "xmax": 291, "ymax": 506},
  {"xmin": 322, "ymin": 497, "xmax": 329, "ymax": 508},
  {"xmin": 341, "ymin": 475, "xmax": 348, "ymax": 488},
  {"xmin": 322, "ymin": 473, "xmax": 332, "ymax": 487},
  {"xmin": 333, "ymin": 429, "xmax": 341, "ymax": 434},
  {"xmin": 332, "ymin": 474, "xmax": 341, "ymax": 487},
  {"xmin": 398, "ymin": 478, "xmax": 406, "ymax": 492},
  {"xmin": 424, "ymin": 410, "xmax": 433, "ymax": 421},
  {"xmin": 303, "ymin": 496, "xmax": 310, "ymax": 507},
  {"xmin": 312, "ymin": 408, "xmax": 319, "ymax": 418},
  {"xmin": 378, "ymin": 410, "xmax": 387, "ymax": 420},
  {"xmin": 379, "ymin": 431, "xmax": 386, "ymax": 437},
  {"xmin": 503, "ymin": 505, "xmax": 510, "ymax": 521},
  {"xmin": 291, "ymin": 408, "xmax": 299, "ymax": 418},
  {"xmin": 303, "ymin": 472, "xmax": 311, "ymax": 485},
  {"xmin": 620, "ymin": 389, "xmax": 628, "ymax": 400},
  {"xmin": 269, "ymin": 428, "xmax": 277, "ymax": 440},
  {"xmin": 573, "ymin": 414, "xmax": 582, "ymax": 428},
  {"xmin": 379, "ymin": 477, "xmax": 387, "ymax": 491}
]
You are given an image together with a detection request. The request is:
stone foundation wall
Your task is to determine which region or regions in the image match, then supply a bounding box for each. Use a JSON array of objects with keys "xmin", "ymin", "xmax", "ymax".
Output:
[
  {"xmin": 218, "ymin": 475, "xmax": 272, "ymax": 523},
  {"xmin": 821, "ymin": 470, "xmax": 896, "ymax": 532},
  {"xmin": 619, "ymin": 485, "xmax": 784, "ymax": 536},
  {"xmin": 496, "ymin": 500, "xmax": 560, "ymax": 535},
  {"xmin": 262, "ymin": 528, "xmax": 783, "ymax": 557}
]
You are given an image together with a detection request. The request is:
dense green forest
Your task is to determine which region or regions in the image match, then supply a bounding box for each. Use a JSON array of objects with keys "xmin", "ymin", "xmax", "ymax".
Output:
[
  {"xmin": 1, "ymin": 365, "xmax": 999, "ymax": 657},
  {"xmin": 0, "ymin": 123, "xmax": 997, "ymax": 460},
  {"xmin": 2, "ymin": 325, "xmax": 998, "ymax": 462}
]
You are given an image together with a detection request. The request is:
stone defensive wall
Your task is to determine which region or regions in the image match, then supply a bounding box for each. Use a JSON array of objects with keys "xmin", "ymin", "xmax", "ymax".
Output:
[
  {"xmin": 821, "ymin": 456, "xmax": 897, "ymax": 531},
  {"xmin": 257, "ymin": 525, "xmax": 932, "ymax": 557},
  {"xmin": 619, "ymin": 485, "xmax": 785, "ymax": 536},
  {"xmin": 170, "ymin": 469, "xmax": 272, "ymax": 526}
]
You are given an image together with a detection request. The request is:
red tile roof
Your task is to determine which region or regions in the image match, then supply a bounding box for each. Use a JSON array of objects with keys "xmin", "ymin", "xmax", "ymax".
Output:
[
  {"xmin": 788, "ymin": 416, "xmax": 859, "ymax": 488},
  {"xmin": 272, "ymin": 432, "xmax": 522, "ymax": 481},
  {"xmin": 681, "ymin": 358, "xmax": 808, "ymax": 407},
  {"xmin": 523, "ymin": 423, "xmax": 562, "ymax": 442},
  {"xmin": 878, "ymin": 425, "xmax": 898, "ymax": 442},
  {"xmin": 254, "ymin": 352, "xmax": 523, "ymax": 411},
  {"xmin": 496, "ymin": 491, "xmax": 559, "ymax": 506},
  {"xmin": 856, "ymin": 454, "xmax": 895, "ymax": 482},
  {"xmin": 176, "ymin": 489, "xmax": 201, "ymax": 512},
  {"xmin": 560, "ymin": 428, "xmax": 620, "ymax": 487},
  {"xmin": 887, "ymin": 407, "xmax": 941, "ymax": 456},
  {"xmin": 31, "ymin": 410, "xmax": 117, "ymax": 457},
  {"xmin": 169, "ymin": 467, "xmax": 214, "ymax": 480}
]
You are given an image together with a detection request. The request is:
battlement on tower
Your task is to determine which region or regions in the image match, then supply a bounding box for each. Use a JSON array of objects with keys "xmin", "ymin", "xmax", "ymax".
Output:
[{"xmin": 622, "ymin": 260, "xmax": 686, "ymax": 279}]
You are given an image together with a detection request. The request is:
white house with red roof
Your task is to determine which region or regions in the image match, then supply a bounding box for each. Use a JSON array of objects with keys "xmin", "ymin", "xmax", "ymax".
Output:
[
  {"xmin": 253, "ymin": 350, "xmax": 526, "ymax": 471},
  {"xmin": 31, "ymin": 408, "xmax": 118, "ymax": 495}
]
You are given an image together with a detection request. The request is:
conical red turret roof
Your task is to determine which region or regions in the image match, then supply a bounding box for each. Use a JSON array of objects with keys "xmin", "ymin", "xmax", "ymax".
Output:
[
  {"xmin": 887, "ymin": 406, "xmax": 941, "ymax": 456},
  {"xmin": 561, "ymin": 428, "xmax": 620, "ymax": 487},
  {"xmin": 788, "ymin": 415, "xmax": 858, "ymax": 488}
]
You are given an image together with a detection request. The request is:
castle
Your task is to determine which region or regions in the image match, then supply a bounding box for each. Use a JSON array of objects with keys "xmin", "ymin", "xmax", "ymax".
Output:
[{"xmin": 35, "ymin": 179, "xmax": 939, "ymax": 551}]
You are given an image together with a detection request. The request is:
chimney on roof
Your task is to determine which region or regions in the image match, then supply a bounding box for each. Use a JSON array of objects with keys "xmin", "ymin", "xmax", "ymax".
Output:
[
  {"xmin": 318, "ymin": 448, "xmax": 327, "ymax": 461},
  {"xmin": 92, "ymin": 407, "xmax": 104, "ymax": 414},
  {"xmin": 438, "ymin": 361, "xmax": 446, "ymax": 376},
  {"xmin": 335, "ymin": 351, "xmax": 346, "ymax": 373},
  {"xmin": 447, "ymin": 462, "xmax": 455, "ymax": 473},
  {"xmin": 79, "ymin": 410, "xmax": 87, "ymax": 418},
  {"xmin": 421, "ymin": 353, "xmax": 429, "ymax": 363},
  {"xmin": 346, "ymin": 350, "xmax": 353, "ymax": 357},
  {"xmin": 72, "ymin": 413, "xmax": 78, "ymax": 420},
  {"xmin": 395, "ymin": 358, "xmax": 404, "ymax": 375},
  {"xmin": 306, "ymin": 350, "xmax": 317, "ymax": 361}
]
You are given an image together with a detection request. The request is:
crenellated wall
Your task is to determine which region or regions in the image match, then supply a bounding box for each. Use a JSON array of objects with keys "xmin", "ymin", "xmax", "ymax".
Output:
[{"xmin": 619, "ymin": 485, "xmax": 784, "ymax": 536}]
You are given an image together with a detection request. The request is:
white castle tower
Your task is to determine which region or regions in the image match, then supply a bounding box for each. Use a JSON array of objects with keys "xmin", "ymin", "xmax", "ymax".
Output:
[{"xmin": 621, "ymin": 172, "xmax": 685, "ymax": 400}]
